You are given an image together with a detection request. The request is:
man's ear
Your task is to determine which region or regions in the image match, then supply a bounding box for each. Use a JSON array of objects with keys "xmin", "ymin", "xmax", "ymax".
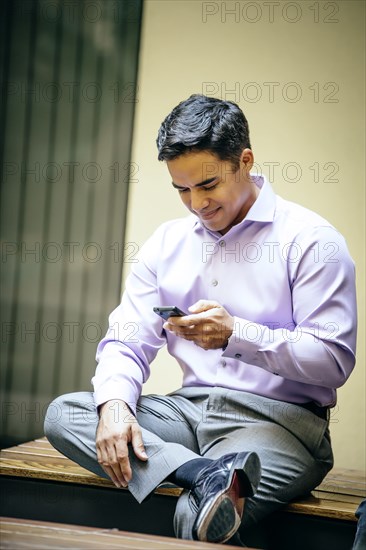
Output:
[{"xmin": 239, "ymin": 148, "xmax": 254, "ymax": 173}]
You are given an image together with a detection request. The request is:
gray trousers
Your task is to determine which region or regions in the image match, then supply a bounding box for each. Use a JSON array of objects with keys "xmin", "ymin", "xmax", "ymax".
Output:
[{"xmin": 44, "ymin": 386, "xmax": 333, "ymax": 540}]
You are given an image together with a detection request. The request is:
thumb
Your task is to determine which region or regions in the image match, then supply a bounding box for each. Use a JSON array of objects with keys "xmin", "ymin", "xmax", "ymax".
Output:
[
  {"xmin": 131, "ymin": 425, "xmax": 148, "ymax": 461},
  {"xmin": 188, "ymin": 300, "xmax": 220, "ymax": 313}
]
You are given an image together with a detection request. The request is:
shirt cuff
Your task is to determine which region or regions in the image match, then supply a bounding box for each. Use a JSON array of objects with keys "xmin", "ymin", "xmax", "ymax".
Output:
[
  {"xmin": 93, "ymin": 381, "xmax": 138, "ymax": 416},
  {"xmin": 222, "ymin": 316, "xmax": 263, "ymax": 365}
]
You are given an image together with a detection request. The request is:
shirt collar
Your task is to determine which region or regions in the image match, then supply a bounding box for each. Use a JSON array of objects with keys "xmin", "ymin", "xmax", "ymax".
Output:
[
  {"xmin": 245, "ymin": 174, "xmax": 276, "ymax": 222},
  {"xmin": 191, "ymin": 174, "xmax": 276, "ymax": 233}
]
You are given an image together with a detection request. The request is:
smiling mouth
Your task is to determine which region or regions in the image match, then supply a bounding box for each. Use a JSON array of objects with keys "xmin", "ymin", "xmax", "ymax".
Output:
[{"xmin": 200, "ymin": 208, "xmax": 220, "ymax": 220}]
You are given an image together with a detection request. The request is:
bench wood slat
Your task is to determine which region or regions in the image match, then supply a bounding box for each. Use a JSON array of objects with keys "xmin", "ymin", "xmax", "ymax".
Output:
[
  {"xmin": 0, "ymin": 457, "xmax": 115, "ymax": 487},
  {"xmin": 285, "ymin": 498, "xmax": 360, "ymax": 520},
  {"xmin": 30, "ymin": 437, "xmax": 50, "ymax": 447},
  {"xmin": 319, "ymin": 470, "xmax": 366, "ymax": 481},
  {"xmin": 309, "ymin": 492, "xmax": 362, "ymax": 504},
  {"xmin": 0, "ymin": 517, "xmax": 242, "ymax": 549},
  {"xmin": 2, "ymin": 447, "xmax": 68, "ymax": 457},
  {"xmin": 18, "ymin": 438, "xmax": 54, "ymax": 450},
  {"xmin": 316, "ymin": 476, "xmax": 365, "ymax": 496}
]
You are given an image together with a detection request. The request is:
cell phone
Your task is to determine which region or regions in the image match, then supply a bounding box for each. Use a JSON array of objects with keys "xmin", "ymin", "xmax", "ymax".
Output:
[{"xmin": 153, "ymin": 306, "xmax": 187, "ymax": 320}]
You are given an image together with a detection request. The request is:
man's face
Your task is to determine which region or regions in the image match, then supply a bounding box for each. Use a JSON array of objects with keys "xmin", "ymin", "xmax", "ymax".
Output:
[{"xmin": 167, "ymin": 149, "xmax": 257, "ymax": 235}]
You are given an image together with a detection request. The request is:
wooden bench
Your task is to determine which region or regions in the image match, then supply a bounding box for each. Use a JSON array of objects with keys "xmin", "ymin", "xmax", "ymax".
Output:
[
  {"xmin": 1, "ymin": 438, "xmax": 365, "ymax": 549},
  {"xmin": 0, "ymin": 517, "xmax": 247, "ymax": 549}
]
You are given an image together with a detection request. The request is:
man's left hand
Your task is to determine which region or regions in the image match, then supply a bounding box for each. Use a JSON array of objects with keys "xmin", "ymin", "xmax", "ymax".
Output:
[{"xmin": 163, "ymin": 300, "xmax": 234, "ymax": 350}]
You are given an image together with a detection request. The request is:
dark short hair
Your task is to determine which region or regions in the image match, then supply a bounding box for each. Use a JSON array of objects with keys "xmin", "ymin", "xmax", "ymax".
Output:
[{"xmin": 156, "ymin": 94, "xmax": 251, "ymax": 168}]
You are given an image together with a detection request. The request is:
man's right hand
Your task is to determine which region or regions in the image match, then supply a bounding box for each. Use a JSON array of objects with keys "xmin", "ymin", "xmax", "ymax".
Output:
[{"xmin": 96, "ymin": 399, "xmax": 148, "ymax": 488}]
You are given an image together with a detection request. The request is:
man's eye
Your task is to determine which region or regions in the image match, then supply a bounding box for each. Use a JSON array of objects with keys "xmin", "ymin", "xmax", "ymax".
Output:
[
  {"xmin": 178, "ymin": 188, "xmax": 189, "ymax": 193},
  {"xmin": 204, "ymin": 184, "xmax": 217, "ymax": 191}
]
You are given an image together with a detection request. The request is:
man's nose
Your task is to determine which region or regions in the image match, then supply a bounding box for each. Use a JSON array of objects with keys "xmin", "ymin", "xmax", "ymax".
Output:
[{"xmin": 191, "ymin": 190, "xmax": 209, "ymax": 212}]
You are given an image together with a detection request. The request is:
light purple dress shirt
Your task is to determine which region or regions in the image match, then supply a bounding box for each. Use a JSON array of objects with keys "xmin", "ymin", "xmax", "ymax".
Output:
[{"xmin": 93, "ymin": 176, "xmax": 357, "ymax": 412}]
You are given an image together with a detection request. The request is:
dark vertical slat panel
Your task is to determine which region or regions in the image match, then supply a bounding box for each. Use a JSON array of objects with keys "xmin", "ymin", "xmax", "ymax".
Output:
[
  {"xmin": 0, "ymin": 1, "xmax": 13, "ymax": 162},
  {"xmin": 3, "ymin": 0, "xmax": 38, "ymax": 436},
  {"xmin": 12, "ymin": 0, "xmax": 60, "ymax": 439},
  {"xmin": 0, "ymin": 4, "xmax": 27, "ymax": 421},
  {"xmin": 55, "ymin": 2, "xmax": 97, "ymax": 396},
  {"xmin": 51, "ymin": 3, "xmax": 85, "ymax": 397},
  {"xmin": 29, "ymin": 0, "xmax": 64, "ymax": 433},
  {"xmin": 36, "ymin": 1, "xmax": 80, "ymax": 404},
  {"xmin": 74, "ymin": 6, "xmax": 105, "ymax": 391},
  {"xmin": 0, "ymin": 1, "xmax": 14, "ymax": 401},
  {"xmin": 59, "ymin": 1, "xmax": 100, "ymax": 394}
]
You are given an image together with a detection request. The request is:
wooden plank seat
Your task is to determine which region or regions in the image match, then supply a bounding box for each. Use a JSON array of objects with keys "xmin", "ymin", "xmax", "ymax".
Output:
[
  {"xmin": 0, "ymin": 517, "xmax": 247, "ymax": 549},
  {"xmin": 1, "ymin": 438, "xmax": 365, "ymax": 549},
  {"xmin": 1, "ymin": 438, "xmax": 364, "ymax": 520}
]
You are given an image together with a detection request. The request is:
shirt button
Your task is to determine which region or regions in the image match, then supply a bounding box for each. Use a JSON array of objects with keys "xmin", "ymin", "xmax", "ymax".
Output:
[
  {"xmin": 235, "ymin": 353, "xmax": 242, "ymax": 359},
  {"xmin": 221, "ymin": 360, "xmax": 227, "ymax": 367},
  {"xmin": 219, "ymin": 240, "xmax": 225, "ymax": 247},
  {"xmin": 211, "ymin": 279, "xmax": 218, "ymax": 286}
]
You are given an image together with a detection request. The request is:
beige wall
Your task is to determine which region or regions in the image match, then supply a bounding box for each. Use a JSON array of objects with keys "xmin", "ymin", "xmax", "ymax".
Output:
[{"xmin": 124, "ymin": 0, "xmax": 365, "ymax": 470}]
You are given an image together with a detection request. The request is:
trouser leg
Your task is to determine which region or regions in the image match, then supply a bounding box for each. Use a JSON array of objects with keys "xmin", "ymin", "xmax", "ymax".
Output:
[{"xmin": 44, "ymin": 391, "xmax": 202, "ymax": 503}]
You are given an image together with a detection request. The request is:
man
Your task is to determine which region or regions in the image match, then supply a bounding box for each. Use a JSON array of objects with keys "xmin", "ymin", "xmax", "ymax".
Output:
[{"xmin": 45, "ymin": 95, "xmax": 357, "ymax": 545}]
